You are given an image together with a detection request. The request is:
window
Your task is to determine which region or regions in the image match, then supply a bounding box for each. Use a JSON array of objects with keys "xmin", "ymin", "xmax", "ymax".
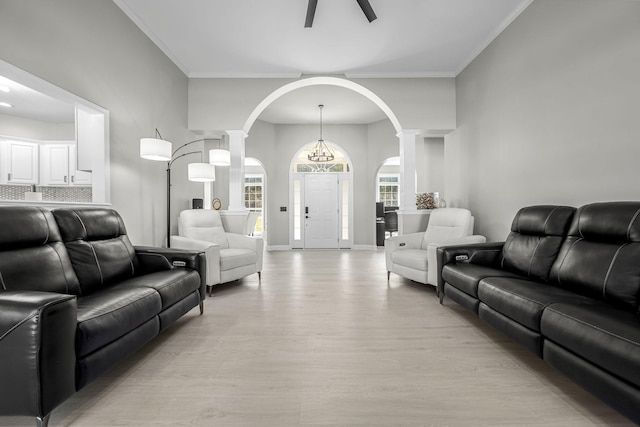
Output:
[
  {"xmin": 244, "ymin": 175, "xmax": 263, "ymax": 235},
  {"xmin": 377, "ymin": 174, "xmax": 399, "ymax": 207}
]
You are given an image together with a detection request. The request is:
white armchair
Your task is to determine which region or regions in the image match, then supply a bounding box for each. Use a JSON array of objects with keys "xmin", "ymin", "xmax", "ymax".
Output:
[
  {"xmin": 385, "ymin": 208, "xmax": 486, "ymax": 287},
  {"xmin": 169, "ymin": 209, "xmax": 263, "ymax": 296}
]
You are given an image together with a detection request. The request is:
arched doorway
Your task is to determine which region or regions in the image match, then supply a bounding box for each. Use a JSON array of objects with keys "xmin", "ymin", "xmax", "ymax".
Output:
[
  {"xmin": 289, "ymin": 141, "xmax": 353, "ymax": 249},
  {"xmin": 233, "ymin": 76, "xmax": 411, "ymax": 247}
]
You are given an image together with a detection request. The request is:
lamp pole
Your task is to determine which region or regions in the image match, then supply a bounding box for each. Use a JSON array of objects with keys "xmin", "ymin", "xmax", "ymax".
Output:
[
  {"xmin": 165, "ymin": 139, "xmax": 209, "ymax": 248},
  {"xmin": 140, "ymin": 131, "xmax": 216, "ymax": 248}
]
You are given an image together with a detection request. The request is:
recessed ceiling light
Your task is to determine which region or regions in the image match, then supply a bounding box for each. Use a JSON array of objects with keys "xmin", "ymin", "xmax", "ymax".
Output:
[
  {"xmin": 0, "ymin": 85, "xmax": 9, "ymax": 92},
  {"xmin": 0, "ymin": 102, "xmax": 12, "ymax": 108}
]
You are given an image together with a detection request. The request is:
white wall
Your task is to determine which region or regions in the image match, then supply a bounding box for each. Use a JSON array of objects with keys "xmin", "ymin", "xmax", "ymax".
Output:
[
  {"xmin": 448, "ymin": 0, "xmax": 640, "ymax": 240},
  {"xmin": 0, "ymin": 0, "xmax": 200, "ymax": 245}
]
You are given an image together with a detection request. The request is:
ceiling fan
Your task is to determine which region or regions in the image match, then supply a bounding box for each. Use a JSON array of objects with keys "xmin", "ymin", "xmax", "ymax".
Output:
[{"xmin": 305, "ymin": 0, "xmax": 377, "ymax": 28}]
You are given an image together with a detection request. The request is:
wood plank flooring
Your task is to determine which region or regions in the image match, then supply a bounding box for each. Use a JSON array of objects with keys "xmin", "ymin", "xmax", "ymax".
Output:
[{"xmin": 1, "ymin": 249, "xmax": 634, "ymax": 426}]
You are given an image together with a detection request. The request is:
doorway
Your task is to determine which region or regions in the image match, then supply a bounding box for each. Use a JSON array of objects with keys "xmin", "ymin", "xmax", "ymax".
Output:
[
  {"xmin": 290, "ymin": 141, "xmax": 352, "ymax": 249},
  {"xmin": 304, "ymin": 174, "xmax": 339, "ymax": 248}
]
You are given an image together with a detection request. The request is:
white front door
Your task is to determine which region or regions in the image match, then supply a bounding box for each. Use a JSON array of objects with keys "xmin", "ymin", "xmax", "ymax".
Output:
[{"xmin": 304, "ymin": 174, "xmax": 339, "ymax": 249}]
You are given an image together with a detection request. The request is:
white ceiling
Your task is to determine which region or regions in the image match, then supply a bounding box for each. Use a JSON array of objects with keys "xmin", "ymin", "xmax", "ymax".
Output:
[
  {"xmin": 115, "ymin": 0, "xmax": 532, "ymax": 78},
  {"xmin": 113, "ymin": 0, "xmax": 532, "ymax": 125}
]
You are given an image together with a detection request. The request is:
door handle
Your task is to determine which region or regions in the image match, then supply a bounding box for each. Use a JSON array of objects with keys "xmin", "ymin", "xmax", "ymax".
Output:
[{"xmin": 305, "ymin": 207, "xmax": 309, "ymax": 214}]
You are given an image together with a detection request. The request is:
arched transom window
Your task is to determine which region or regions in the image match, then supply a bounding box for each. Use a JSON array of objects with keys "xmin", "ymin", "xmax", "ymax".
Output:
[{"xmin": 292, "ymin": 141, "xmax": 350, "ymax": 173}]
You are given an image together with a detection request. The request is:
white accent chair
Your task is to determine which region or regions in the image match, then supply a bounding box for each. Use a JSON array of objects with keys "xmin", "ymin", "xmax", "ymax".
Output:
[
  {"xmin": 385, "ymin": 208, "xmax": 485, "ymax": 289},
  {"xmin": 169, "ymin": 209, "xmax": 263, "ymax": 296}
]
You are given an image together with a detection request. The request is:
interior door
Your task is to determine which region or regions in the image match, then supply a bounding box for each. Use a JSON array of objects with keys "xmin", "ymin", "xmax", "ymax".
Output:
[{"xmin": 304, "ymin": 174, "xmax": 339, "ymax": 249}]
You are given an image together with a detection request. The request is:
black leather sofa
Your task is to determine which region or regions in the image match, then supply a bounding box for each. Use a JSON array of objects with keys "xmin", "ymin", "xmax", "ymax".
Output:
[
  {"xmin": 437, "ymin": 202, "xmax": 640, "ymax": 424},
  {"xmin": 0, "ymin": 206, "xmax": 206, "ymax": 427}
]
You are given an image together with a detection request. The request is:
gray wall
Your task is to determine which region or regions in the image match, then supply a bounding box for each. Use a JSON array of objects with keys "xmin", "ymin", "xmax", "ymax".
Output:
[
  {"xmin": 447, "ymin": 0, "xmax": 640, "ymax": 240},
  {"xmin": 189, "ymin": 77, "xmax": 456, "ymax": 132},
  {"xmin": 0, "ymin": 0, "xmax": 201, "ymax": 245}
]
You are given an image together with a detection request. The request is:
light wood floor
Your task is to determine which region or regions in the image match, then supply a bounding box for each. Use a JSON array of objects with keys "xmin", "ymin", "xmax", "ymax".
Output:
[{"xmin": 2, "ymin": 249, "xmax": 634, "ymax": 426}]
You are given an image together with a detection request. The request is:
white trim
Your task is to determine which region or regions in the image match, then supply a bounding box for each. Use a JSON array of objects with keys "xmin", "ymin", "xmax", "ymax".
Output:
[
  {"xmin": 455, "ymin": 0, "xmax": 534, "ymax": 76},
  {"xmin": 243, "ymin": 76, "xmax": 403, "ymax": 134},
  {"xmin": 345, "ymin": 72, "xmax": 456, "ymax": 79}
]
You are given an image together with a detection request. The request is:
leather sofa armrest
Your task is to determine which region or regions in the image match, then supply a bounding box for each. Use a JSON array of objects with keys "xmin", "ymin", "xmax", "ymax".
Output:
[
  {"xmin": 436, "ymin": 241, "xmax": 505, "ymax": 297},
  {"xmin": 426, "ymin": 235, "xmax": 487, "ymax": 286},
  {"xmin": 0, "ymin": 291, "xmax": 77, "ymax": 419},
  {"xmin": 134, "ymin": 246, "xmax": 207, "ymax": 301},
  {"xmin": 135, "ymin": 245, "xmax": 203, "ymax": 271}
]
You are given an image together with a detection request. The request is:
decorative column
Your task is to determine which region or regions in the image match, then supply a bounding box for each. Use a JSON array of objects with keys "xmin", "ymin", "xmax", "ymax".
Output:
[
  {"xmin": 218, "ymin": 130, "xmax": 249, "ymax": 234},
  {"xmin": 226, "ymin": 130, "xmax": 248, "ymax": 212},
  {"xmin": 397, "ymin": 130, "xmax": 426, "ymax": 235}
]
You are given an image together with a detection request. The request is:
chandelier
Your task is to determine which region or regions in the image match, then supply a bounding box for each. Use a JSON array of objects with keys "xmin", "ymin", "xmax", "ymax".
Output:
[{"xmin": 308, "ymin": 104, "xmax": 334, "ymax": 162}]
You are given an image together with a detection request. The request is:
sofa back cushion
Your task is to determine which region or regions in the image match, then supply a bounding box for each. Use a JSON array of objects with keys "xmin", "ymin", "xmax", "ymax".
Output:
[
  {"xmin": 0, "ymin": 206, "xmax": 80, "ymax": 294},
  {"xmin": 550, "ymin": 202, "xmax": 640, "ymax": 311},
  {"xmin": 421, "ymin": 208, "xmax": 472, "ymax": 248},
  {"xmin": 52, "ymin": 208, "xmax": 137, "ymax": 295},
  {"xmin": 178, "ymin": 209, "xmax": 229, "ymax": 249},
  {"xmin": 501, "ymin": 205, "xmax": 575, "ymax": 282}
]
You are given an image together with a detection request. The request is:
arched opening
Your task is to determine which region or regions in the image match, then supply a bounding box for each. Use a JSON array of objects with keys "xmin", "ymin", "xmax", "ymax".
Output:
[
  {"xmin": 237, "ymin": 76, "xmax": 406, "ymax": 248},
  {"xmin": 243, "ymin": 76, "xmax": 402, "ymax": 134},
  {"xmin": 290, "ymin": 141, "xmax": 353, "ymax": 249}
]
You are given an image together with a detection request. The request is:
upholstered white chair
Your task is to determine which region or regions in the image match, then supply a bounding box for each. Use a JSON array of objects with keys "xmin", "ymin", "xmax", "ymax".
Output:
[
  {"xmin": 169, "ymin": 209, "xmax": 263, "ymax": 296},
  {"xmin": 385, "ymin": 208, "xmax": 485, "ymax": 287}
]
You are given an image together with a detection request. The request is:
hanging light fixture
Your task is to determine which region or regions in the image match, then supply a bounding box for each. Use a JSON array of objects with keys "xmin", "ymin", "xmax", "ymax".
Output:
[{"xmin": 308, "ymin": 104, "xmax": 334, "ymax": 162}]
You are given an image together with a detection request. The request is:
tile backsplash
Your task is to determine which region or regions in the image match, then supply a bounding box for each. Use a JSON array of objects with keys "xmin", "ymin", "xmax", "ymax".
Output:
[{"xmin": 0, "ymin": 185, "xmax": 92, "ymax": 203}]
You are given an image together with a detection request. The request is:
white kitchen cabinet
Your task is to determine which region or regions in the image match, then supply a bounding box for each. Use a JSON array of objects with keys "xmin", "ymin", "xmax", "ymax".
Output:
[
  {"xmin": 41, "ymin": 144, "xmax": 92, "ymax": 186},
  {"xmin": 1, "ymin": 140, "xmax": 39, "ymax": 184}
]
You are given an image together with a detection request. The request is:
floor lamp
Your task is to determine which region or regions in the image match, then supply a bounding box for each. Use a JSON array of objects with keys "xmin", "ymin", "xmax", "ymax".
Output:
[{"xmin": 140, "ymin": 130, "xmax": 216, "ymax": 247}]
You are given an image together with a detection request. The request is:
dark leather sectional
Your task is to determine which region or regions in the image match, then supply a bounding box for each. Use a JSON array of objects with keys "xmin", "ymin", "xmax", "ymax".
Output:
[
  {"xmin": 0, "ymin": 206, "xmax": 206, "ymax": 427},
  {"xmin": 437, "ymin": 202, "xmax": 640, "ymax": 424}
]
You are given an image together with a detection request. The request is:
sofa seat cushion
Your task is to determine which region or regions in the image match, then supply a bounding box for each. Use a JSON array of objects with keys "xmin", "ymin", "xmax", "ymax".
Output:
[
  {"xmin": 541, "ymin": 301, "xmax": 640, "ymax": 387},
  {"xmin": 124, "ymin": 270, "xmax": 201, "ymax": 310},
  {"xmin": 76, "ymin": 285, "xmax": 161, "ymax": 357},
  {"xmin": 442, "ymin": 263, "xmax": 522, "ymax": 298},
  {"xmin": 478, "ymin": 277, "xmax": 594, "ymax": 331},
  {"xmin": 220, "ymin": 248, "xmax": 257, "ymax": 271},
  {"xmin": 390, "ymin": 249, "xmax": 428, "ymax": 271}
]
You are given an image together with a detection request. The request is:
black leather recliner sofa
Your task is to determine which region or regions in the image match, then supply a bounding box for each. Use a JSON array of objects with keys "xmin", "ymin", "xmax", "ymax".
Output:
[
  {"xmin": 437, "ymin": 202, "xmax": 640, "ymax": 424},
  {"xmin": 0, "ymin": 206, "xmax": 206, "ymax": 427}
]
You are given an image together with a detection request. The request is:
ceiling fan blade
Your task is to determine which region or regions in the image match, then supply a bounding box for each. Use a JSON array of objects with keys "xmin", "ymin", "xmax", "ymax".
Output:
[
  {"xmin": 305, "ymin": 0, "xmax": 318, "ymax": 28},
  {"xmin": 355, "ymin": 0, "xmax": 377, "ymax": 23}
]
